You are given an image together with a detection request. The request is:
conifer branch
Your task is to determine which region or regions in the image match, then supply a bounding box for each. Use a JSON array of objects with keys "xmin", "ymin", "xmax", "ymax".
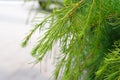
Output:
[
  {"xmin": 61, "ymin": 0, "xmax": 84, "ymax": 20},
  {"xmin": 22, "ymin": 15, "xmax": 52, "ymax": 47},
  {"xmin": 22, "ymin": 0, "xmax": 120, "ymax": 80}
]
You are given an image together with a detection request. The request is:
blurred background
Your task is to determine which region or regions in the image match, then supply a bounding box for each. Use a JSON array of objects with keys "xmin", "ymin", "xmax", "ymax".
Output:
[{"xmin": 0, "ymin": 0, "xmax": 59, "ymax": 80}]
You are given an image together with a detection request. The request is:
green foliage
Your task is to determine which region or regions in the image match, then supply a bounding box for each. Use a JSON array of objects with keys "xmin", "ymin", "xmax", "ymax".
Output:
[
  {"xmin": 96, "ymin": 40, "xmax": 120, "ymax": 80},
  {"xmin": 22, "ymin": 0, "xmax": 120, "ymax": 80}
]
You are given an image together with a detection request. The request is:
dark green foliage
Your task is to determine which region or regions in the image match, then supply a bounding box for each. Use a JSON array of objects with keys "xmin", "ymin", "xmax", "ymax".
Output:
[
  {"xmin": 96, "ymin": 40, "xmax": 120, "ymax": 80},
  {"xmin": 22, "ymin": 0, "xmax": 120, "ymax": 80}
]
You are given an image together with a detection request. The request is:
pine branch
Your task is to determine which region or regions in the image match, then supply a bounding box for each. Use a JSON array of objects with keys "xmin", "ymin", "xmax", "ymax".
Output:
[
  {"xmin": 95, "ymin": 40, "xmax": 120, "ymax": 80},
  {"xmin": 22, "ymin": 0, "xmax": 120, "ymax": 80}
]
